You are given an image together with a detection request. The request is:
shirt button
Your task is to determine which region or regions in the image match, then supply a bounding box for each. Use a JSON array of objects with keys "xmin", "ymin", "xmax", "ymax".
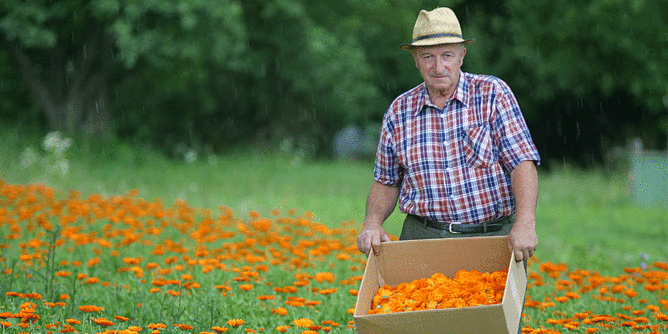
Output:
[{"xmin": 449, "ymin": 195, "xmax": 455, "ymax": 200}]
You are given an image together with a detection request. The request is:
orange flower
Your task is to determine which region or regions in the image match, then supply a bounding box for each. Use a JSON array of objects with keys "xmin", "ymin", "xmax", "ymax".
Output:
[
  {"xmin": 93, "ymin": 317, "xmax": 114, "ymax": 327},
  {"xmin": 226, "ymin": 319, "xmax": 245, "ymax": 327},
  {"xmin": 211, "ymin": 326, "xmax": 229, "ymax": 332},
  {"xmin": 114, "ymin": 315, "xmax": 129, "ymax": 322},
  {"xmin": 368, "ymin": 269, "xmax": 507, "ymax": 314},
  {"xmin": 78, "ymin": 305, "xmax": 104, "ymax": 313},
  {"xmin": 272, "ymin": 307, "xmax": 288, "ymax": 316},
  {"xmin": 275, "ymin": 326, "xmax": 290, "ymax": 332},
  {"xmin": 292, "ymin": 318, "xmax": 314, "ymax": 328},
  {"xmin": 239, "ymin": 284, "xmax": 254, "ymax": 291},
  {"xmin": 172, "ymin": 324, "xmax": 194, "ymax": 330}
]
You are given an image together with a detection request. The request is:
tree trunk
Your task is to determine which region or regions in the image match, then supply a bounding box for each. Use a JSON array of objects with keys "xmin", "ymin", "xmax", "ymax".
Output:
[{"xmin": 2, "ymin": 24, "xmax": 113, "ymax": 137}]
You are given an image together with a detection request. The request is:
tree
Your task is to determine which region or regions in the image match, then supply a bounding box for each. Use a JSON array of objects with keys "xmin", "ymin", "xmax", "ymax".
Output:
[{"xmin": 0, "ymin": 0, "xmax": 247, "ymax": 137}]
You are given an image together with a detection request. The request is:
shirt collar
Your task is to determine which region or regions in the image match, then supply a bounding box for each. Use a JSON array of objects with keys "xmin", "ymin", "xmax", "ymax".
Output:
[{"xmin": 414, "ymin": 72, "xmax": 470, "ymax": 116}]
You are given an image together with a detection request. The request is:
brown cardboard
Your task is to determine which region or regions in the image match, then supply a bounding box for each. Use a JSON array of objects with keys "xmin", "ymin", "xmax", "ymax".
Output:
[{"xmin": 353, "ymin": 236, "xmax": 526, "ymax": 334}]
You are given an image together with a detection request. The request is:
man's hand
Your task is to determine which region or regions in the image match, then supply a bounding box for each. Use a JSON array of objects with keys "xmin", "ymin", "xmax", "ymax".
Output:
[
  {"xmin": 357, "ymin": 223, "xmax": 392, "ymax": 257},
  {"xmin": 508, "ymin": 216, "xmax": 537, "ymax": 262},
  {"xmin": 357, "ymin": 181, "xmax": 399, "ymax": 257}
]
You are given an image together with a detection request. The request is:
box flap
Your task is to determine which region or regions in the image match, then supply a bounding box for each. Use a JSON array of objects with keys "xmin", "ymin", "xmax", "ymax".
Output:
[{"xmin": 502, "ymin": 252, "xmax": 527, "ymax": 334}]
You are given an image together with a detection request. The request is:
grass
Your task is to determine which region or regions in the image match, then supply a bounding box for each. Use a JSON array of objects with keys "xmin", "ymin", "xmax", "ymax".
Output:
[
  {"xmin": 2, "ymin": 130, "xmax": 665, "ymax": 275},
  {"xmin": 1, "ymin": 129, "xmax": 668, "ymax": 333}
]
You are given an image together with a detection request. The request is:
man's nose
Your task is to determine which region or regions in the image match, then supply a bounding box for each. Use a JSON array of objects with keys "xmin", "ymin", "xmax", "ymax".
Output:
[{"xmin": 435, "ymin": 57, "xmax": 448, "ymax": 73}]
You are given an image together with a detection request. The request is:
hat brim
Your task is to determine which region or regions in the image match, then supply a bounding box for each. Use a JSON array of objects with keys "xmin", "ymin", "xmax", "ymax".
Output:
[{"xmin": 401, "ymin": 37, "xmax": 475, "ymax": 50}]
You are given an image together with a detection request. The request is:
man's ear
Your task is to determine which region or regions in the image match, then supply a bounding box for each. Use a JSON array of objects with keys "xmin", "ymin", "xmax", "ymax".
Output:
[
  {"xmin": 412, "ymin": 51, "xmax": 420, "ymax": 69},
  {"xmin": 459, "ymin": 46, "xmax": 467, "ymax": 66}
]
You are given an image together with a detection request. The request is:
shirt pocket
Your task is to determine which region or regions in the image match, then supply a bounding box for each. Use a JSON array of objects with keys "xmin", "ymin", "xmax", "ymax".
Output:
[{"xmin": 462, "ymin": 126, "xmax": 497, "ymax": 168}]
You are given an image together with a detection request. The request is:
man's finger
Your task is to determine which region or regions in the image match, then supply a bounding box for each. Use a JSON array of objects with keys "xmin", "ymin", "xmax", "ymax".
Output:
[
  {"xmin": 371, "ymin": 234, "xmax": 381, "ymax": 256},
  {"xmin": 514, "ymin": 249, "xmax": 524, "ymax": 262}
]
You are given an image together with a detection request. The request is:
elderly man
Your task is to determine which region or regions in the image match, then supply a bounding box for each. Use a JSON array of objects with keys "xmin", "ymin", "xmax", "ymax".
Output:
[{"xmin": 357, "ymin": 7, "xmax": 540, "ymax": 264}]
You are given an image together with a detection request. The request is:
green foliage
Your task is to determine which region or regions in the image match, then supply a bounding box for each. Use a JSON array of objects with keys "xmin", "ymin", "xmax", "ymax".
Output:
[{"xmin": 1, "ymin": 0, "xmax": 667, "ymax": 162}]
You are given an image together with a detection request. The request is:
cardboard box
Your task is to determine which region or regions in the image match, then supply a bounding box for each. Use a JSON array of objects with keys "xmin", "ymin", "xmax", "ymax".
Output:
[{"xmin": 353, "ymin": 236, "xmax": 526, "ymax": 334}]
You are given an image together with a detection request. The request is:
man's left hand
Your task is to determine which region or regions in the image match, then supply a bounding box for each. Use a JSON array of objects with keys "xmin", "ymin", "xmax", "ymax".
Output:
[{"xmin": 508, "ymin": 217, "xmax": 537, "ymax": 262}]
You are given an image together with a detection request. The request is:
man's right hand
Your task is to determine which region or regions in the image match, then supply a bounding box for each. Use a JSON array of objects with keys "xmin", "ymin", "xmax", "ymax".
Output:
[{"xmin": 357, "ymin": 223, "xmax": 392, "ymax": 257}]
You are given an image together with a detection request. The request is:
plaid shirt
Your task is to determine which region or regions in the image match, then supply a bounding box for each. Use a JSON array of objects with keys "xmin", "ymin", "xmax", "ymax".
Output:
[{"xmin": 374, "ymin": 72, "xmax": 540, "ymax": 224}]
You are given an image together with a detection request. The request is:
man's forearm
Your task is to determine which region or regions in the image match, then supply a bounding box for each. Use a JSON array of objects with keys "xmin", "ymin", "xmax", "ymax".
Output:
[
  {"xmin": 511, "ymin": 160, "xmax": 539, "ymax": 224},
  {"xmin": 365, "ymin": 181, "xmax": 400, "ymax": 227}
]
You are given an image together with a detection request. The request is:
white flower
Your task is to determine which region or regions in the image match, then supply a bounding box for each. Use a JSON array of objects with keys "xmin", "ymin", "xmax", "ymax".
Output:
[
  {"xmin": 185, "ymin": 149, "xmax": 197, "ymax": 164},
  {"xmin": 20, "ymin": 147, "xmax": 39, "ymax": 168}
]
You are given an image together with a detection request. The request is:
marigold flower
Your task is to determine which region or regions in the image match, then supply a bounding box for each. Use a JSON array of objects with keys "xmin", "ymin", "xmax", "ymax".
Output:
[
  {"xmin": 239, "ymin": 284, "xmax": 254, "ymax": 291},
  {"xmin": 272, "ymin": 307, "xmax": 288, "ymax": 316},
  {"xmin": 275, "ymin": 326, "xmax": 290, "ymax": 332},
  {"xmin": 148, "ymin": 323, "xmax": 167, "ymax": 329},
  {"xmin": 87, "ymin": 257, "xmax": 100, "ymax": 267},
  {"xmin": 55, "ymin": 271, "xmax": 71, "ymax": 277},
  {"xmin": 211, "ymin": 326, "xmax": 229, "ymax": 332},
  {"xmin": 93, "ymin": 317, "xmax": 114, "ymax": 327},
  {"xmin": 173, "ymin": 324, "xmax": 193, "ymax": 330},
  {"xmin": 78, "ymin": 305, "xmax": 104, "ymax": 313},
  {"xmin": 292, "ymin": 318, "xmax": 314, "ymax": 328},
  {"xmin": 226, "ymin": 319, "xmax": 245, "ymax": 327},
  {"xmin": 114, "ymin": 315, "xmax": 129, "ymax": 321}
]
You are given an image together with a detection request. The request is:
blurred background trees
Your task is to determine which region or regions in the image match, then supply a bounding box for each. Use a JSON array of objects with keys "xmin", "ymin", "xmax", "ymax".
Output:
[{"xmin": 2, "ymin": 0, "xmax": 667, "ymax": 166}]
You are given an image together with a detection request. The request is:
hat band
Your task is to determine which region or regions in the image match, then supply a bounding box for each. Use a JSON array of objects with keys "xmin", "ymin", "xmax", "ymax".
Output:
[{"xmin": 412, "ymin": 32, "xmax": 463, "ymax": 43}]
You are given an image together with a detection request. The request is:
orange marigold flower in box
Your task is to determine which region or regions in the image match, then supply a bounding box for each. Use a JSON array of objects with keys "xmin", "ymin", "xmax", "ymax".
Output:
[
  {"xmin": 211, "ymin": 326, "xmax": 229, "ymax": 332},
  {"xmin": 226, "ymin": 319, "xmax": 245, "ymax": 327},
  {"xmin": 292, "ymin": 318, "xmax": 313, "ymax": 328},
  {"xmin": 275, "ymin": 326, "xmax": 290, "ymax": 332},
  {"xmin": 239, "ymin": 284, "xmax": 254, "ymax": 291},
  {"xmin": 93, "ymin": 317, "xmax": 114, "ymax": 327},
  {"xmin": 349, "ymin": 289, "xmax": 359, "ymax": 296},
  {"xmin": 318, "ymin": 288, "xmax": 337, "ymax": 295},
  {"xmin": 301, "ymin": 331, "xmax": 318, "ymax": 334},
  {"xmin": 257, "ymin": 295, "xmax": 275, "ymax": 301},
  {"xmin": 65, "ymin": 319, "xmax": 81, "ymax": 325},
  {"xmin": 0, "ymin": 321, "xmax": 11, "ymax": 328},
  {"xmin": 114, "ymin": 315, "xmax": 129, "ymax": 322},
  {"xmin": 172, "ymin": 324, "xmax": 193, "ymax": 330}
]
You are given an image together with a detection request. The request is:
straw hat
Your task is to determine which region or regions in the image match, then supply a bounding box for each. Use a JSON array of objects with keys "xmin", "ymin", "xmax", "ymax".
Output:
[{"xmin": 401, "ymin": 7, "xmax": 475, "ymax": 50}]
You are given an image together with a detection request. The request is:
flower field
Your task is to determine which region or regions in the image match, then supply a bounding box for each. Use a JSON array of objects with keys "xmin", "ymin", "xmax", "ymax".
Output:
[{"xmin": 1, "ymin": 178, "xmax": 668, "ymax": 334}]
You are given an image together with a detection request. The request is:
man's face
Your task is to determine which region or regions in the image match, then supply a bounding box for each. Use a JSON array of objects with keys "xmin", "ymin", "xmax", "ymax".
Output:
[{"xmin": 412, "ymin": 43, "xmax": 466, "ymax": 97}]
